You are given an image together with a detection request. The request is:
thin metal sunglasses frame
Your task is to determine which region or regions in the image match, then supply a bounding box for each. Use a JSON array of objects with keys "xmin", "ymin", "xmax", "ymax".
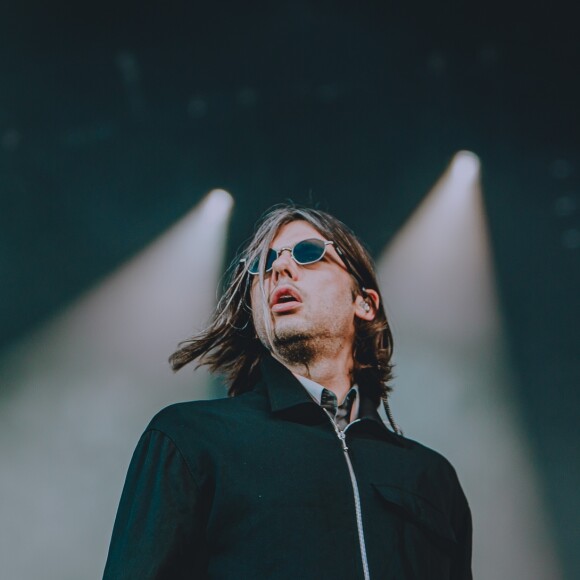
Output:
[{"xmin": 240, "ymin": 238, "xmax": 344, "ymax": 275}]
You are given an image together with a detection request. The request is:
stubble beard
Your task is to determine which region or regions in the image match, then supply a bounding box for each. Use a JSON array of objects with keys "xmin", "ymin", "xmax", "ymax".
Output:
[
  {"xmin": 271, "ymin": 321, "xmax": 339, "ymax": 367},
  {"xmin": 252, "ymin": 293, "xmax": 355, "ymax": 370},
  {"xmin": 272, "ymin": 328, "xmax": 317, "ymax": 366}
]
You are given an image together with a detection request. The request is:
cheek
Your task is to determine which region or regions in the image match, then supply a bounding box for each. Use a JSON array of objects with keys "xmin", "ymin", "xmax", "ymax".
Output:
[
  {"xmin": 250, "ymin": 280, "xmax": 271, "ymax": 328},
  {"xmin": 317, "ymin": 280, "xmax": 356, "ymax": 315},
  {"xmin": 250, "ymin": 278, "xmax": 269, "ymax": 308},
  {"xmin": 250, "ymin": 287, "xmax": 261, "ymax": 321}
]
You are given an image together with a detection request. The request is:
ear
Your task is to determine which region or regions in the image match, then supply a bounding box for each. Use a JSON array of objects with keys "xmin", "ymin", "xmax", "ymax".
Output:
[{"xmin": 354, "ymin": 288, "xmax": 380, "ymax": 321}]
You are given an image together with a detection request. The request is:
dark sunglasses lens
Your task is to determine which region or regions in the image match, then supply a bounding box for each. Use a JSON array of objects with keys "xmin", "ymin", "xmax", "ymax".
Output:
[
  {"xmin": 248, "ymin": 249, "xmax": 278, "ymax": 274},
  {"xmin": 294, "ymin": 239, "xmax": 326, "ymax": 264},
  {"xmin": 264, "ymin": 248, "xmax": 278, "ymax": 271},
  {"xmin": 248, "ymin": 258, "xmax": 260, "ymax": 275}
]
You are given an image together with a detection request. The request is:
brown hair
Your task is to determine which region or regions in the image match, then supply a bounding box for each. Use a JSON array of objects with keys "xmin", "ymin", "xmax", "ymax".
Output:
[{"xmin": 169, "ymin": 204, "xmax": 401, "ymax": 431}]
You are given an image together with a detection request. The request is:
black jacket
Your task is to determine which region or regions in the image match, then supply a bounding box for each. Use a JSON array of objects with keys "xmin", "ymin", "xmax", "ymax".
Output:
[{"xmin": 104, "ymin": 356, "xmax": 472, "ymax": 579}]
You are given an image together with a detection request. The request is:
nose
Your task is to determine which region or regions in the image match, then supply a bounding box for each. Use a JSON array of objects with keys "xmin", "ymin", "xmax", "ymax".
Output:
[{"xmin": 271, "ymin": 247, "xmax": 299, "ymax": 281}]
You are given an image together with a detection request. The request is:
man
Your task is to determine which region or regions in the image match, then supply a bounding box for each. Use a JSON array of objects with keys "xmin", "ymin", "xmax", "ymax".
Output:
[{"xmin": 103, "ymin": 205, "xmax": 473, "ymax": 579}]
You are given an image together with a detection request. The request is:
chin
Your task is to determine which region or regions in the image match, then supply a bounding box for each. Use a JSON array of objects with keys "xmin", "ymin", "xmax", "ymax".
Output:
[
  {"xmin": 272, "ymin": 329, "xmax": 316, "ymax": 366},
  {"xmin": 273, "ymin": 318, "xmax": 313, "ymax": 339}
]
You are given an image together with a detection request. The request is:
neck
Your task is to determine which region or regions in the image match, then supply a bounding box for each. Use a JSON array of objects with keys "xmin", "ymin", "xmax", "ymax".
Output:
[{"xmin": 276, "ymin": 347, "xmax": 354, "ymax": 402}]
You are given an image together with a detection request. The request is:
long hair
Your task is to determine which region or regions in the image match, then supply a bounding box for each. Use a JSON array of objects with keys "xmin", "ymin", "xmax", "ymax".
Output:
[{"xmin": 170, "ymin": 204, "xmax": 398, "ymax": 425}]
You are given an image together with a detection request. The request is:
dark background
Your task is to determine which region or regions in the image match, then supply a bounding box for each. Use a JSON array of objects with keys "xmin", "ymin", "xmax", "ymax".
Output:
[{"xmin": 1, "ymin": 1, "xmax": 578, "ymax": 576}]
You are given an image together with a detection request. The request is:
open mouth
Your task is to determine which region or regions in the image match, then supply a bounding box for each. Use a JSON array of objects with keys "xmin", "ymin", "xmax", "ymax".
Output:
[
  {"xmin": 277, "ymin": 295, "xmax": 297, "ymax": 304},
  {"xmin": 271, "ymin": 286, "xmax": 302, "ymax": 313}
]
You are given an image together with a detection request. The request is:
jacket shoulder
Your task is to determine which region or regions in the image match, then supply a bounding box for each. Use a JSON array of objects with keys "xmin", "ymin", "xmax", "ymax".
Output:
[
  {"xmin": 145, "ymin": 390, "xmax": 265, "ymax": 438},
  {"xmin": 401, "ymin": 435, "xmax": 464, "ymax": 482}
]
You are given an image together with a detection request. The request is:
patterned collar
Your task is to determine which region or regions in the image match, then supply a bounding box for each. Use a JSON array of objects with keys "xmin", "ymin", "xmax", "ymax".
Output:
[{"xmin": 293, "ymin": 373, "xmax": 360, "ymax": 420}]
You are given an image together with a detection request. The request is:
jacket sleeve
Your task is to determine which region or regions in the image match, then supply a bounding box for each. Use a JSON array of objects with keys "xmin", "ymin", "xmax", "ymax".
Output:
[
  {"xmin": 103, "ymin": 429, "xmax": 209, "ymax": 579},
  {"xmin": 451, "ymin": 479, "xmax": 473, "ymax": 580}
]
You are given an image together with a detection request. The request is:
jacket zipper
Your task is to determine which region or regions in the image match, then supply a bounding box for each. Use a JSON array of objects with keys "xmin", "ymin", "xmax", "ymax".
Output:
[{"xmin": 324, "ymin": 412, "xmax": 371, "ymax": 580}]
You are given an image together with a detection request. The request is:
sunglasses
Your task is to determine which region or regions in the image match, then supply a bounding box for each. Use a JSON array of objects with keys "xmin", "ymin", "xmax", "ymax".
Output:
[{"xmin": 242, "ymin": 238, "xmax": 342, "ymax": 275}]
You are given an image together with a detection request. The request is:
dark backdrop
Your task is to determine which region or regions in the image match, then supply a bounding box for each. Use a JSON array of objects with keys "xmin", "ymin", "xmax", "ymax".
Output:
[{"xmin": 1, "ymin": 1, "xmax": 578, "ymax": 576}]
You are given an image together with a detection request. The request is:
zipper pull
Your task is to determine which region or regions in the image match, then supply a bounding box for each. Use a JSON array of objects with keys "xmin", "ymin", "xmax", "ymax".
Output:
[{"xmin": 338, "ymin": 430, "xmax": 349, "ymax": 451}]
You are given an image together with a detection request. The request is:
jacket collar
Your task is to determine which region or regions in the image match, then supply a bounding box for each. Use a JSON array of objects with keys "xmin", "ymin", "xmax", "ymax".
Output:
[{"xmin": 259, "ymin": 355, "xmax": 408, "ymax": 447}]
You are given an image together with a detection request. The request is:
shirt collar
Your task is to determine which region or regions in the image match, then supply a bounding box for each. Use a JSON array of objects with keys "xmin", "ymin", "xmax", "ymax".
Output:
[
  {"xmin": 293, "ymin": 373, "xmax": 360, "ymax": 419},
  {"xmin": 259, "ymin": 355, "xmax": 408, "ymax": 446}
]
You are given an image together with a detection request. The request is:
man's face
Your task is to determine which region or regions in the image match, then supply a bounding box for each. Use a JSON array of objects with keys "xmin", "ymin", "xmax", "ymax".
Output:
[{"xmin": 250, "ymin": 220, "xmax": 366, "ymax": 365}]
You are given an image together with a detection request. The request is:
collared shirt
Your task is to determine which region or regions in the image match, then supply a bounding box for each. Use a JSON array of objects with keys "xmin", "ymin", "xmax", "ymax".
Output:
[{"xmin": 293, "ymin": 373, "xmax": 360, "ymax": 425}]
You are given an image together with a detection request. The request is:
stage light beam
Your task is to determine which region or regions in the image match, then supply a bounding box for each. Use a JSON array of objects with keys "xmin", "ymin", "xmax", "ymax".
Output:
[
  {"xmin": 0, "ymin": 190, "xmax": 234, "ymax": 580},
  {"xmin": 377, "ymin": 152, "xmax": 561, "ymax": 580}
]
